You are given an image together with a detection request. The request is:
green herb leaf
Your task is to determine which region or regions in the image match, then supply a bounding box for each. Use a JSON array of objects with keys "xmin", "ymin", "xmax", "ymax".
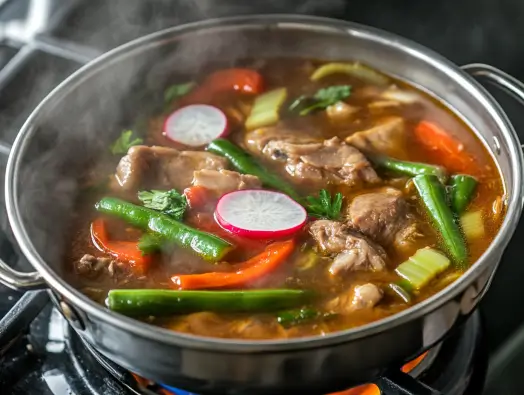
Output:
[
  {"xmin": 110, "ymin": 130, "xmax": 143, "ymax": 155},
  {"xmin": 137, "ymin": 189, "xmax": 187, "ymax": 220},
  {"xmin": 164, "ymin": 82, "xmax": 196, "ymax": 104},
  {"xmin": 289, "ymin": 85, "xmax": 351, "ymax": 116},
  {"xmin": 138, "ymin": 233, "xmax": 165, "ymax": 254},
  {"xmin": 306, "ymin": 189, "xmax": 344, "ymax": 220}
]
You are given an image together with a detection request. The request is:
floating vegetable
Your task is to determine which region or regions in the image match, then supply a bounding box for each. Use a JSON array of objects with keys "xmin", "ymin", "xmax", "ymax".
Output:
[
  {"xmin": 138, "ymin": 189, "xmax": 187, "ymax": 221},
  {"xmin": 276, "ymin": 308, "xmax": 330, "ymax": 327},
  {"xmin": 163, "ymin": 104, "xmax": 228, "ymax": 147},
  {"xmin": 310, "ymin": 62, "xmax": 389, "ymax": 85},
  {"xmin": 460, "ymin": 211, "xmax": 485, "ymax": 240},
  {"xmin": 171, "ymin": 240, "xmax": 295, "ymax": 289},
  {"xmin": 449, "ymin": 174, "xmax": 478, "ymax": 214},
  {"xmin": 200, "ymin": 68, "xmax": 263, "ymax": 95},
  {"xmin": 95, "ymin": 197, "xmax": 233, "ymax": 261},
  {"xmin": 395, "ymin": 247, "xmax": 451, "ymax": 290},
  {"xmin": 289, "ymin": 85, "xmax": 351, "ymax": 116},
  {"xmin": 215, "ymin": 190, "xmax": 306, "ymax": 239},
  {"xmin": 107, "ymin": 289, "xmax": 311, "ymax": 317},
  {"xmin": 305, "ymin": 189, "xmax": 343, "ymax": 220},
  {"xmin": 413, "ymin": 175, "xmax": 468, "ymax": 268},
  {"xmin": 207, "ymin": 138, "xmax": 300, "ymax": 200},
  {"xmin": 414, "ymin": 121, "xmax": 478, "ymax": 174},
  {"xmin": 245, "ymin": 87, "xmax": 288, "ymax": 130},
  {"xmin": 91, "ymin": 219, "xmax": 151, "ymax": 275},
  {"xmin": 110, "ymin": 130, "xmax": 143, "ymax": 155},
  {"xmin": 371, "ymin": 155, "xmax": 448, "ymax": 183}
]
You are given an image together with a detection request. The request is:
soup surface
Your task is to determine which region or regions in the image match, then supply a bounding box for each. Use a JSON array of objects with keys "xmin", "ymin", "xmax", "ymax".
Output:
[{"xmin": 66, "ymin": 59, "xmax": 505, "ymax": 339}]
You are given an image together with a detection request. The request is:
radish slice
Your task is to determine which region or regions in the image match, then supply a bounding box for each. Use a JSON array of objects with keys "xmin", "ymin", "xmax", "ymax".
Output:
[
  {"xmin": 215, "ymin": 190, "xmax": 307, "ymax": 239},
  {"xmin": 163, "ymin": 104, "xmax": 228, "ymax": 147}
]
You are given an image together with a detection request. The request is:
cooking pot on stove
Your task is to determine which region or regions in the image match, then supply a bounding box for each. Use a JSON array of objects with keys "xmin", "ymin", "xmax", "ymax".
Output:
[{"xmin": 0, "ymin": 15, "xmax": 522, "ymax": 395}]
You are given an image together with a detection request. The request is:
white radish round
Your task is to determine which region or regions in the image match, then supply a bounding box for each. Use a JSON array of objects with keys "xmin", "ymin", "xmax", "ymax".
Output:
[
  {"xmin": 163, "ymin": 104, "xmax": 228, "ymax": 147},
  {"xmin": 215, "ymin": 190, "xmax": 307, "ymax": 239}
]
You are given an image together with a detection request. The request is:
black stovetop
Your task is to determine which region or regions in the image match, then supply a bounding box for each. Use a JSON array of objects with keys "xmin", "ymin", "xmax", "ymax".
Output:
[{"xmin": 1, "ymin": 0, "xmax": 524, "ymax": 394}]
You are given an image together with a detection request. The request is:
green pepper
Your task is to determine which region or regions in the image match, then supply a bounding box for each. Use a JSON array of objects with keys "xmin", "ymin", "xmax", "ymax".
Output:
[
  {"xmin": 207, "ymin": 139, "xmax": 300, "ymax": 200},
  {"xmin": 413, "ymin": 175, "xmax": 468, "ymax": 268},
  {"xmin": 107, "ymin": 289, "xmax": 312, "ymax": 316},
  {"xmin": 96, "ymin": 197, "xmax": 233, "ymax": 261},
  {"xmin": 371, "ymin": 155, "xmax": 448, "ymax": 183},
  {"xmin": 449, "ymin": 174, "xmax": 478, "ymax": 214}
]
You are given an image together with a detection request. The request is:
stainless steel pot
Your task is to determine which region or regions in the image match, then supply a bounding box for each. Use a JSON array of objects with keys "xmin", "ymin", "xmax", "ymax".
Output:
[{"xmin": 0, "ymin": 15, "xmax": 523, "ymax": 395}]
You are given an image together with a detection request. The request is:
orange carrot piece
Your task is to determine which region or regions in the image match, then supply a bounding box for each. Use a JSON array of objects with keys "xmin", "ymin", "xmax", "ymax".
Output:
[
  {"xmin": 413, "ymin": 121, "xmax": 478, "ymax": 174},
  {"xmin": 91, "ymin": 219, "xmax": 151, "ymax": 275},
  {"xmin": 184, "ymin": 186, "xmax": 211, "ymax": 209},
  {"xmin": 171, "ymin": 239, "xmax": 295, "ymax": 289}
]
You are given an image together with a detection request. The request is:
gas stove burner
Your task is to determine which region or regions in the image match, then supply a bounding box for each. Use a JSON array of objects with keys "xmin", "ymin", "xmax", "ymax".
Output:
[{"xmin": 62, "ymin": 310, "xmax": 486, "ymax": 395}]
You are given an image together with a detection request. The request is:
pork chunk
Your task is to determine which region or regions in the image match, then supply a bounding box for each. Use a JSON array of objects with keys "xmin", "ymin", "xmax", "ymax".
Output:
[
  {"xmin": 347, "ymin": 188, "xmax": 421, "ymax": 250},
  {"xmin": 192, "ymin": 169, "xmax": 262, "ymax": 196},
  {"xmin": 114, "ymin": 145, "xmax": 228, "ymax": 192},
  {"xmin": 346, "ymin": 116, "xmax": 406, "ymax": 158},
  {"xmin": 309, "ymin": 220, "xmax": 387, "ymax": 274},
  {"xmin": 259, "ymin": 136, "xmax": 379, "ymax": 186},
  {"xmin": 326, "ymin": 283, "xmax": 383, "ymax": 314}
]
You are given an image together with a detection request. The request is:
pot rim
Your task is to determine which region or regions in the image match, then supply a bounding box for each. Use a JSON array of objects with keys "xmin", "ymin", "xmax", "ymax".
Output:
[{"xmin": 5, "ymin": 14, "xmax": 524, "ymax": 353}]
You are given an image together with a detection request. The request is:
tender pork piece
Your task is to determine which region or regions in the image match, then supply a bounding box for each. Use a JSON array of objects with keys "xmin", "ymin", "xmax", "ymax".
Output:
[
  {"xmin": 347, "ymin": 187, "xmax": 421, "ymax": 250},
  {"xmin": 114, "ymin": 145, "xmax": 228, "ymax": 192},
  {"xmin": 326, "ymin": 283, "xmax": 384, "ymax": 314},
  {"xmin": 192, "ymin": 169, "xmax": 262, "ymax": 196},
  {"xmin": 345, "ymin": 116, "xmax": 406, "ymax": 158},
  {"xmin": 309, "ymin": 220, "xmax": 387, "ymax": 275},
  {"xmin": 256, "ymin": 134, "xmax": 380, "ymax": 186},
  {"xmin": 75, "ymin": 254, "xmax": 123, "ymax": 279},
  {"xmin": 245, "ymin": 123, "xmax": 321, "ymax": 154}
]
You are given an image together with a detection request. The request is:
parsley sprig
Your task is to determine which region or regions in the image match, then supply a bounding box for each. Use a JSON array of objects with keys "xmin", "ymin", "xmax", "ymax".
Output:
[
  {"xmin": 110, "ymin": 130, "xmax": 143, "ymax": 155},
  {"xmin": 138, "ymin": 189, "xmax": 187, "ymax": 221},
  {"xmin": 289, "ymin": 85, "xmax": 351, "ymax": 116},
  {"xmin": 306, "ymin": 189, "xmax": 343, "ymax": 220}
]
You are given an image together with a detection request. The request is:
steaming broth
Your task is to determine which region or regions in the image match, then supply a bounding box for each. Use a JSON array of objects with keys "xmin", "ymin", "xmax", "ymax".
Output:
[{"xmin": 65, "ymin": 59, "xmax": 504, "ymax": 339}]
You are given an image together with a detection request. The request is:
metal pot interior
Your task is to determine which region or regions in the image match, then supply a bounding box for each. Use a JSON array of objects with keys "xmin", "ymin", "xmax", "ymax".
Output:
[{"xmin": 9, "ymin": 16, "xmax": 522, "ymax": 337}]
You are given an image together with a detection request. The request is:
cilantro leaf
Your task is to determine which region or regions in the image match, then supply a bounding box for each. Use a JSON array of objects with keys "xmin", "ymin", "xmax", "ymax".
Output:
[
  {"xmin": 164, "ymin": 82, "xmax": 196, "ymax": 104},
  {"xmin": 137, "ymin": 189, "xmax": 187, "ymax": 220},
  {"xmin": 110, "ymin": 130, "xmax": 143, "ymax": 155},
  {"xmin": 289, "ymin": 85, "xmax": 352, "ymax": 116},
  {"xmin": 306, "ymin": 189, "xmax": 343, "ymax": 220}
]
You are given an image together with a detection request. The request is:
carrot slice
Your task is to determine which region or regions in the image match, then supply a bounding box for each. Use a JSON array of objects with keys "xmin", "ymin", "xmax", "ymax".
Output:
[
  {"xmin": 184, "ymin": 186, "xmax": 212, "ymax": 209},
  {"xmin": 171, "ymin": 239, "xmax": 295, "ymax": 289},
  {"xmin": 182, "ymin": 68, "xmax": 264, "ymax": 105},
  {"xmin": 413, "ymin": 121, "xmax": 478, "ymax": 174},
  {"xmin": 91, "ymin": 219, "xmax": 151, "ymax": 275}
]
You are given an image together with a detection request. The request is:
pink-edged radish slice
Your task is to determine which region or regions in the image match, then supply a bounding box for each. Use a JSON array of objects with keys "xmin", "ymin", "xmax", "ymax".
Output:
[
  {"xmin": 163, "ymin": 104, "xmax": 228, "ymax": 147},
  {"xmin": 215, "ymin": 190, "xmax": 307, "ymax": 239}
]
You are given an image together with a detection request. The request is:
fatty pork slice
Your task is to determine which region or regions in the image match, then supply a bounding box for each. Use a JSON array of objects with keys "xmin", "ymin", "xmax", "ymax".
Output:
[
  {"xmin": 308, "ymin": 220, "xmax": 387, "ymax": 275},
  {"xmin": 345, "ymin": 116, "xmax": 407, "ymax": 158},
  {"xmin": 347, "ymin": 187, "xmax": 422, "ymax": 251},
  {"xmin": 247, "ymin": 125, "xmax": 380, "ymax": 187},
  {"xmin": 114, "ymin": 145, "xmax": 228, "ymax": 192}
]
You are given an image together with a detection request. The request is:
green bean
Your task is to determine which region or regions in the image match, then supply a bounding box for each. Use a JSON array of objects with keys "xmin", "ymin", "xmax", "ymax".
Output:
[
  {"xmin": 207, "ymin": 139, "xmax": 300, "ymax": 200},
  {"xmin": 371, "ymin": 155, "xmax": 448, "ymax": 183},
  {"xmin": 449, "ymin": 174, "xmax": 478, "ymax": 214},
  {"xmin": 413, "ymin": 175, "xmax": 468, "ymax": 268},
  {"xmin": 96, "ymin": 197, "xmax": 233, "ymax": 261},
  {"xmin": 107, "ymin": 289, "xmax": 312, "ymax": 316}
]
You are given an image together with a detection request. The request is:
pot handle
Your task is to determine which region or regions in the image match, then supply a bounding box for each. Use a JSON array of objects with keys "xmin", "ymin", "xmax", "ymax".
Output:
[
  {"xmin": 376, "ymin": 370, "xmax": 442, "ymax": 395},
  {"xmin": 461, "ymin": 63, "xmax": 524, "ymax": 109},
  {"xmin": 0, "ymin": 258, "xmax": 46, "ymax": 290}
]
